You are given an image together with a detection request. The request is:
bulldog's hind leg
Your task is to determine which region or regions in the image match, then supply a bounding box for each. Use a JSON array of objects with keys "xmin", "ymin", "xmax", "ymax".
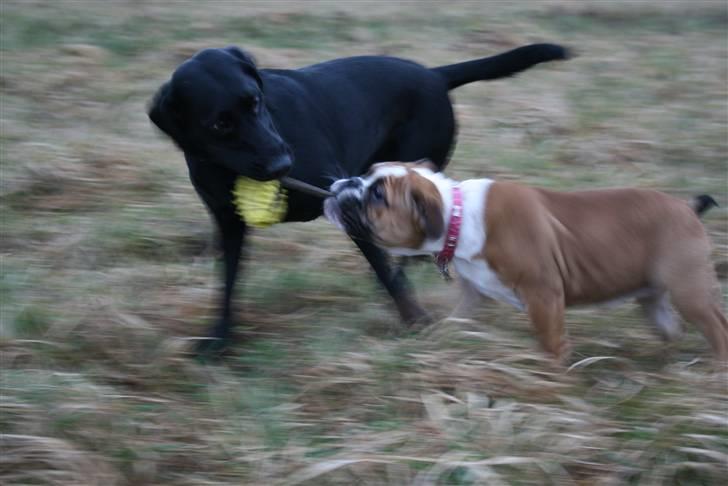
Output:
[
  {"xmin": 661, "ymin": 249, "xmax": 728, "ymax": 362},
  {"xmin": 637, "ymin": 291, "xmax": 682, "ymax": 342},
  {"xmin": 667, "ymin": 272, "xmax": 728, "ymax": 362}
]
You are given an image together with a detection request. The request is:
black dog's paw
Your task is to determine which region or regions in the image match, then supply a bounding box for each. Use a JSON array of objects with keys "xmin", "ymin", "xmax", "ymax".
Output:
[
  {"xmin": 192, "ymin": 317, "xmax": 238, "ymax": 360},
  {"xmin": 398, "ymin": 300, "xmax": 433, "ymax": 330},
  {"xmin": 406, "ymin": 312, "xmax": 435, "ymax": 334}
]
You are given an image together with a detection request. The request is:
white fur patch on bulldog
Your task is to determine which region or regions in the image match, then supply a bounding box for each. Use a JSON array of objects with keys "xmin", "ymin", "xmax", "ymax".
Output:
[
  {"xmin": 364, "ymin": 165, "xmax": 407, "ymax": 187},
  {"xmin": 454, "ymin": 259, "xmax": 524, "ymax": 310},
  {"xmin": 323, "ymin": 197, "xmax": 345, "ymax": 230},
  {"xmin": 330, "ymin": 176, "xmax": 364, "ymax": 199},
  {"xmin": 453, "ymin": 178, "xmax": 524, "ymax": 310}
]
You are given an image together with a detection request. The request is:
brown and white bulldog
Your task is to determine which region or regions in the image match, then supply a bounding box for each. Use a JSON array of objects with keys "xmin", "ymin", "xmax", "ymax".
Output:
[{"xmin": 324, "ymin": 160, "xmax": 728, "ymax": 363}]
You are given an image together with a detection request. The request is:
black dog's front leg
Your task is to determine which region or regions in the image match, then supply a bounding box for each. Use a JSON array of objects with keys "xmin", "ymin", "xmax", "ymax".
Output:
[
  {"xmin": 198, "ymin": 206, "xmax": 247, "ymax": 355},
  {"xmin": 353, "ymin": 238, "xmax": 430, "ymax": 326}
]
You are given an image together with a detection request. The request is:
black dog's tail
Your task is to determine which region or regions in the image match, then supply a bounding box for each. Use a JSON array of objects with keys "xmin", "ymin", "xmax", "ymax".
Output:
[
  {"xmin": 692, "ymin": 194, "xmax": 718, "ymax": 217},
  {"xmin": 432, "ymin": 43, "xmax": 571, "ymax": 90}
]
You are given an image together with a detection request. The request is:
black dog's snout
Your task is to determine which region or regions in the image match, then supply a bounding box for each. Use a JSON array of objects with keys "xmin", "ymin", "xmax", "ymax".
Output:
[{"xmin": 267, "ymin": 154, "xmax": 292, "ymax": 179}]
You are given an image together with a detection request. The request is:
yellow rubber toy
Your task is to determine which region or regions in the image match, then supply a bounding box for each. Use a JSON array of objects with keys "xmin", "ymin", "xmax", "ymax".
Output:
[{"xmin": 232, "ymin": 177, "xmax": 287, "ymax": 228}]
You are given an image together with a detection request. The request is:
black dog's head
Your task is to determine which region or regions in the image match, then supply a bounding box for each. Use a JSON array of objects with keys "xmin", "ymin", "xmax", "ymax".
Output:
[{"xmin": 148, "ymin": 46, "xmax": 292, "ymax": 181}]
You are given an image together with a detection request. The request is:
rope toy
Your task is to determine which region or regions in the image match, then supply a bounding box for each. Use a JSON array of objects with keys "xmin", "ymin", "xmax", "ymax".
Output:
[{"xmin": 232, "ymin": 177, "xmax": 288, "ymax": 228}]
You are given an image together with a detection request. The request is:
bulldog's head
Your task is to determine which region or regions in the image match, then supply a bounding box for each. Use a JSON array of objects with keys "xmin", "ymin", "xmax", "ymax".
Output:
[{"xmin": 324, "ymin": 160, "xmax": 446, "ymax": 252}]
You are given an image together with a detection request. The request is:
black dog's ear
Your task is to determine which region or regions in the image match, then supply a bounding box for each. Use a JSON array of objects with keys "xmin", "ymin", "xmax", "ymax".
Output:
[
  {"xmin": 224, "ymin": 46, "xmax": 262, "ymax": 87},
  {"xmin": 148, "ymin": 81, "xmax": 185, "ymax": 147},
  {"xmin": 223, "ymin": 45, "xmax": 256, "ymax": 65},
  {"xmin": 413, "ymin": 158, "xmax": 439, "ymax": 172}
]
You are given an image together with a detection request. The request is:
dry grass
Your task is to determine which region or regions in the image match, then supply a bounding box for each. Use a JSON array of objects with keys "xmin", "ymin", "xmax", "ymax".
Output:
[{"xmin": 1, "ymin": 1, "xmax": 727, "ymax": 484}]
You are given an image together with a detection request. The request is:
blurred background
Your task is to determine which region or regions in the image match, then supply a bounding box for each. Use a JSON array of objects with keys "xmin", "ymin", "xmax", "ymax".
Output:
[{"xmin": 1, "ymin": 1, "xmax": 727, "ymax": 484}]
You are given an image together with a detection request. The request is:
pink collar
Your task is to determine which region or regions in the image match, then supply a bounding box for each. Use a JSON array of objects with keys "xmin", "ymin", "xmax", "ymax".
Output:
[{"xmin": 434, "ymin": 185, "xmax": 462, "ymax": 280}]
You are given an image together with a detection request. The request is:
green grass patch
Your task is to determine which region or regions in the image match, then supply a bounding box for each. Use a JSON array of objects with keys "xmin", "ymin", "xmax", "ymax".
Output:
[
  {"xmin": 532, "ymin": 6, "xmax": 728, "ymax": 37},
  {"xmin": 1, "ymin": 8, "xmax": 197, "ymax": 61}
]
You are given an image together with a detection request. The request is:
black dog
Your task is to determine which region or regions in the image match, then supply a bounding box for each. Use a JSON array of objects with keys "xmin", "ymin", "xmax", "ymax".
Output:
[{"xmin": 148, "ymin": 43, "xmax": 569, "ymax": 353}]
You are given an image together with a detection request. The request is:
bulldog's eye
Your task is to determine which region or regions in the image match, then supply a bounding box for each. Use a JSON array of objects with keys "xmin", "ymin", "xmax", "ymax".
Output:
[{"xmin": 370, "ymin": 184, "xmax": 386, "ymax": 204}]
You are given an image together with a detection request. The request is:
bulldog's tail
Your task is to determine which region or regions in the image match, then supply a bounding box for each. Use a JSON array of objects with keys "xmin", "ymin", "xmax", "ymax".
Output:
[
  {"xmin": 431, "ymin": 43, "xmax": 571, "ymax": 90},
  {"xmin": 692, "ymin": 194, "xmax": 718, "ymax": 217}
]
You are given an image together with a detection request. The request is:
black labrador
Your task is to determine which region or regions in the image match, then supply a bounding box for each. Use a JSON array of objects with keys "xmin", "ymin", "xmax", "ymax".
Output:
[{"xmin": 148, "ymin": 43, "xmax": 569, "ymax": 353}]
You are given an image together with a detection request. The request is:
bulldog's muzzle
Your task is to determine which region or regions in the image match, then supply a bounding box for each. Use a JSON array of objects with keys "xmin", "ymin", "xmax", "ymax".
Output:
[{"xmin": 324, "ymin": 177, "xmax": 372, "ymax": 240}]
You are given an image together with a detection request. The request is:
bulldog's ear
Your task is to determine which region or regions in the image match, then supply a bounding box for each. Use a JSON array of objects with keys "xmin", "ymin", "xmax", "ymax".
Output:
[
  {"xmin": 410, "ymin": 177, "xmax": 444, "ymax": 240},
  {"xmin": 413, "ymin": 158, "xmax": 439, "ymax": 172},
  {"xmin": 224, "ymin": 45, "xmax": 262, "ymax": 87},
  {"xmin": 148, "ymin": 81, "xmax": 185, "ymax": 148}
]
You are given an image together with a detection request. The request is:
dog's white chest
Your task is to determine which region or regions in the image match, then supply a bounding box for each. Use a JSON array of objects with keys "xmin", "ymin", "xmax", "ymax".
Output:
[
  {"xmin": 452, "ymin": 179, "xmax": 524, "ymax": 311},
  {"xmin": 453, "ymin": 259, "xmax": 524, "ymax": 310}
]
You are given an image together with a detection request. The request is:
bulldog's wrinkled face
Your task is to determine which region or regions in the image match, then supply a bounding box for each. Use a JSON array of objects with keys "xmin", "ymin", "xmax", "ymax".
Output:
[{"xmin": 324, "ymin": 161, "xmax": 444, "ymax": 250}]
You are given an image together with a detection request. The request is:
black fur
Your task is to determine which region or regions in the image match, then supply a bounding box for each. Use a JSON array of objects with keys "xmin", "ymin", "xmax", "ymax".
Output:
[
  {"xmin": 693, "ymin": 194, "xmax": 718, "ymax": 216},
  {"xmin": 148, "ymin": 43, "xmax": 569, "ymax": 353},
  {"xmin": 433, "ymin": 43, "xmax": 571, "ymax": 89}
]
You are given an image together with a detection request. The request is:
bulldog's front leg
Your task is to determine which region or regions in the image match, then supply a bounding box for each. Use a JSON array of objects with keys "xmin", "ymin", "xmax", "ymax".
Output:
[{"xmin": 520, "ymin": 283, "xmax": 570, "ymax": 364}]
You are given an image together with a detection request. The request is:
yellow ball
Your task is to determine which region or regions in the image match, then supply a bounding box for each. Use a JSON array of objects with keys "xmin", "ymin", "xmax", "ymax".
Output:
[{"xmin": 232, "ymin": 177, "xmax": 287, "ymax": 228}]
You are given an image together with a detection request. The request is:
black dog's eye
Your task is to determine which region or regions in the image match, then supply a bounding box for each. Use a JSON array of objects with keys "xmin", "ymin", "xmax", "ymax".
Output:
[
  {"xmin": 240, "ymin": 95, "xmax": 261, "ymax": 115},
  {"xmin": 211, "ymin": 118, "xmax": 233, "ymax": 135}
]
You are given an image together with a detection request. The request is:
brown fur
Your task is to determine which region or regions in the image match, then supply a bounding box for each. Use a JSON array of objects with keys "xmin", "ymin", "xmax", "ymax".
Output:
[
  {"xmin": 482, "ymin": 182, "xmax": 728, "ymax": 362},
  {"xmin": 366, "ymin": 166, "xmax": 444, "ymax": 248}
]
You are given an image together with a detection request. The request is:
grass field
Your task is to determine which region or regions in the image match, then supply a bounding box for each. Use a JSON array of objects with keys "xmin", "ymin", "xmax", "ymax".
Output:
[{"xmin": 1, "ymin": 1, "xmax": 727, "ymax": 484}]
